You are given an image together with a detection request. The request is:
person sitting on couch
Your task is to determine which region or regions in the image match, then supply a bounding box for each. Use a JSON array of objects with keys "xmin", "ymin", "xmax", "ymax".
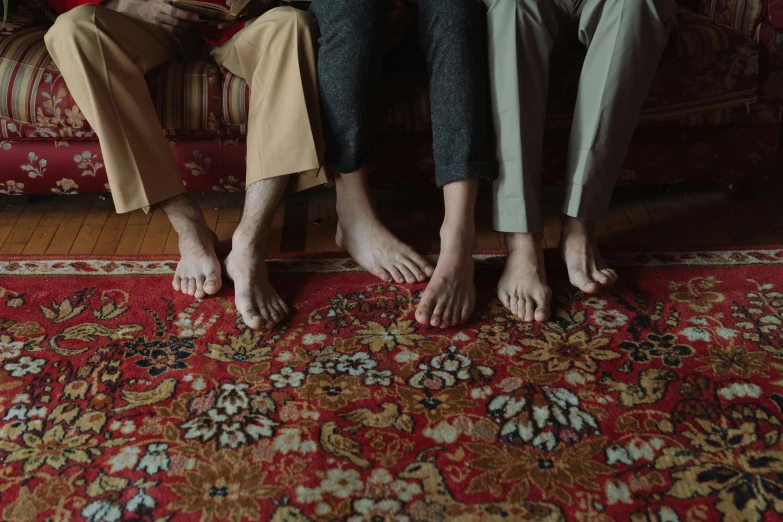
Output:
[
  {"xmin": 483, "ymin": 0, "xmax": 677, "ymax": 323},
  {"xmin": 45, "ymin": 0, "xmax": 325, "ymax": 330},
  {"xmin": 309, "ymin": 0, "xmax": 494, "ymax": 329}
]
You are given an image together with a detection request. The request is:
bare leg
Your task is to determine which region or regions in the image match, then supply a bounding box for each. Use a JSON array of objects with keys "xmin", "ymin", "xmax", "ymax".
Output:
[
  {"xmin": 560, "ymin": 216, "xmax": 618, "ymax": 294},
  {"xmin": 415, "ymin": 179, "xmax": 477, "ymax": 328},
  {"xmin": 335, "ymin": 167, "xmax": 434, "ymax": 284},
  {"xmin": 498, "ymin": 233, "xmax": 552, "ymax": 322},
  {"xmin": 161, "ymin": 194, "xmax": 222, "ymax": 299},
  {"xmin": 224, "ymin": 176, "xmax": 290, "ymax": 330}
]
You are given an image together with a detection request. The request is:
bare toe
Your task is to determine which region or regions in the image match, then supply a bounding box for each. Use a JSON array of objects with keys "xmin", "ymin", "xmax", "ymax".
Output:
[
  {"xmin": 375, "ymin": 268, "xmax": 393, "ymax": 283},
  {"xmin": 561, "ymin": 217, "xmax": 616, "ymax": 294},
  {"xmin": 430, "ymin": 302, "xmax": 445, "ymax": 328},
  {"xmin": 510, "ymin": 295, "xmax": 520, "ymax": 317},
  {"xmin": 387, "ymin": 266, "xmax": 405, "ymax": 284},
  {"xmin": 268, "ymin": 306, "xmax": 282, "ymax": 325},
  {"xmin": 499, "ymin": 292, "xmax": 511, "ymax": 309},
  {"xmin": 534, "ymin": 288, "xmax": 552, "ymax": 322},
  {"xmin": 280, "ymin": 299, "xmax": 291, "ymax": 316},
  {"xmin": 499, "ymin": 233, "xmax": 550, "ymax": 321},
  {"xmin": 403, "ymin": 259, "xmax": 426, "ymax": 282},
  {"xmin": 194, "ymin": 277, "xmax": 206, "ymax": 299},
  {"xmin": 460, "ymin": 303, "xmax": 472, "ymax": 323},
  {"xmin": 442, "ymin": 305, "xmax": 456, "ymax": 329},
  {"xmin": 593, "ymin": 270, "xmax": 612, "ymax": 286},
  {"xmin": 415, "ymin": 298, "xmax": 432, "ymax": 325},
  {"xmin": 335, "ymin": 210, "xmax": 432, "ymax": 285},
  {"xmin": 204, "ymin": 272, "xmax": 222, "ymax": 295},
  {"xmin": 257, "ymin": 306, "xmax": 275, "ymax": 330},
  {"xmin": 412, "ymin": 256, "xmax": 434, "ymax": 279},
  {"xmin": 524, "ymin": 299, "xmax": 535, "ymax": 322},
  {"xmin": 225, "ymin": 235, "xmax": 289, "ymax": 331},
  {"xmin": 398, "ymin": 265, "xmax": 417, "ymax": 284},
  {"xmin": 171, "ymin": 213, "xmax": 222, "ymax": 299},
  {"xmin": 243, "ymin": 310, "xmax": 265, "ymax": 330}
]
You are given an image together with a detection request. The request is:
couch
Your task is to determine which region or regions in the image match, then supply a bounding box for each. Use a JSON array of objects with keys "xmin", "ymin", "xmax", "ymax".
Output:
[{"xmin": 0, "ymin": 0, "xmax": 780, "ymax": 198}]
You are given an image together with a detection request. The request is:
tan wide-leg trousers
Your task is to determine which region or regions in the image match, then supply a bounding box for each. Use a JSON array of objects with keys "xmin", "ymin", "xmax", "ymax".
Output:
[
  {"xmin": 485, "ymin": 0, "xmax": 677, "ymax": 234},
  {"xmin": 45, "ymin": 5, "xmax": 325, "ymax": 213}
]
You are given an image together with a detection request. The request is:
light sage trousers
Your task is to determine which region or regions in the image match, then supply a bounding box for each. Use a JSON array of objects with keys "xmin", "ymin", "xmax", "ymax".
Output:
[{"xmin": 484, "ymin": 0, "xmax": 678, "ymax": 233}]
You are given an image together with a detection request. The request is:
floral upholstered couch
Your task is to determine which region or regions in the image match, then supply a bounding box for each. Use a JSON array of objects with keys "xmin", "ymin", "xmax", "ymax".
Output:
[{"xmin": 0, "ymin": 0, "xmax": 781, "ymax": 197}]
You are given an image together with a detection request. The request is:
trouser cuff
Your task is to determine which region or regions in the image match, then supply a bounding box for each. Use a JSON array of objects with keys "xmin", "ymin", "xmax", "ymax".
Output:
[
  {"xmin": 562, "ymin": 181, "xmax": 614, "ymax": 222},
  {"xmin": 436, "ymin": 161, "xmax": 495, "ymax": 188}
]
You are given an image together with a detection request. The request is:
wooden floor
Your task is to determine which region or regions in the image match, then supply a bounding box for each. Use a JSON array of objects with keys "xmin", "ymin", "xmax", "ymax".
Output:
[{"xmin": 2, "ymin": 181, "xmax": 783, "ymax": 256}]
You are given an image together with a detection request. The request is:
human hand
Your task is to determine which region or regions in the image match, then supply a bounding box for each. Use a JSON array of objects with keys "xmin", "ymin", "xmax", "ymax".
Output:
[
  {"xmin": 105, "ymin": 0, "xmax": 203, "ymax": 34},
  {"xmin": 209, "ymin": 0, "xmax": 272, "ymax": 31}
]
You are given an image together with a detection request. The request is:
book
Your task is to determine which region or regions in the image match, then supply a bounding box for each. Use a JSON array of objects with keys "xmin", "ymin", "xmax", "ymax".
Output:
[{"xmin": 169, "ymin": 0, "xmax": 251, "ymax": 20}]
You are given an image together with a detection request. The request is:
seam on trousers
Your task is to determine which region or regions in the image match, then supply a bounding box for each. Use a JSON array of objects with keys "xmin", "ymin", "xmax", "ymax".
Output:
[{"xmin": 92, "ymin": 6, "xmax": 148, "ymax": 209}]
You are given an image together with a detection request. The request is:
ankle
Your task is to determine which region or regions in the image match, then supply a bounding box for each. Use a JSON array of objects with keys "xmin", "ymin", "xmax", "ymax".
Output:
[
  {"xmin": 161, "ymin": 197, "xmax": 205, "ymax": 230},
  {"xmin": 440, "ymin": 219, "xmax": 475, "ymax": 249},
  {"xmin": 231, "ymin": 225, "xmax": 266, "ymax": 253},
  {"xmin": 562, "ymin": 216, "xmax": 595, "ymax": 237},
  {"xmin": 336, "ymin": 193, "xmax": 376, "ymax": 223},
  {"xmin": 505, "ymin": 232, "xmax": 542, "ymax": 251}
]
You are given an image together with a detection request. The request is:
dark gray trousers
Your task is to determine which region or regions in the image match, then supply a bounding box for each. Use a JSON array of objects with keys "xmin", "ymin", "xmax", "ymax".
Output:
[{"xmin": 309, "ymin": 0, "xmax": 494, "ymax": 188}]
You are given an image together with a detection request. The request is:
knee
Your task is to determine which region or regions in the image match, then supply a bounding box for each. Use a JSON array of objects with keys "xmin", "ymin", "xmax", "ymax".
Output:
[
  {"xmin": 263, "ymin": 6, "xmax": 318, "ymax": 37},
  {"xmin": 614, "ymin": 0, "xmax": 677, "ymax": 39},
  {"xmin": 310, "ymin": 0, "xmax": 386, "ymax": 38},
  {"xmin": 45, "ymin": 4, "xmax": 100, "ymax": 52},
  {"xmin": 485, "ymin": 0, "xmax": 555, "ymax": 20}
]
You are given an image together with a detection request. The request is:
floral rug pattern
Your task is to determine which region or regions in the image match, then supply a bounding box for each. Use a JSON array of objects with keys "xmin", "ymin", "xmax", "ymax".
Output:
[{"xmin": 2, "ymin": 252, "xmax": 783, "ymax": 521}]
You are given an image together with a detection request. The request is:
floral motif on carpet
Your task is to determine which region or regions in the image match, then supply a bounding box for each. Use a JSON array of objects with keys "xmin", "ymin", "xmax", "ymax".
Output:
[{"xmin": 1, "ymin": 250, "xmax": 783, "ymax": 521}]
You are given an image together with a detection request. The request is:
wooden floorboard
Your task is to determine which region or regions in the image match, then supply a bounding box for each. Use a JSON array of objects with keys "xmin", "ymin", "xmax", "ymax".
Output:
[
  {"xmin": 3, "ymin": 182, "xmax": 783, "ymax": 257},
  {"xmin": 139, "ymin": 209, "xmax": 172, "ymax": 255},
  {"xmin": 70, "ymin": 225, "xmax": 103, "ymax": 254},
  {"xmin": 46, "ymin": 221, "xmax": 83, "ymax": 255},
  {"xmin": 22, "ymin": 224, "xmax": 58, "ymax": 254}
]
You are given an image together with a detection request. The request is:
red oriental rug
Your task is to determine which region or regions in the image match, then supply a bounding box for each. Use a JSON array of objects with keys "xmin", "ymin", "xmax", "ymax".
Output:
[{"xmin": 2, "ymin": 250, "xmax": 783, "ymax": 521}]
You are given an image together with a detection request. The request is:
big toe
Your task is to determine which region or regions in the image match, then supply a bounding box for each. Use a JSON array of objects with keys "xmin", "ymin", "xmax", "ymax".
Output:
[
  {"xmin": 243, "ymin": 312, "xmax": 266, "ymax": 330},
  {"xmin": 204, "ymin": 275, "xmax": 222, "ymax": 296},
  {"xmin": 534, "ymin": 301, "xmax": 551, "ymax": 322},
  {"xmin": 579, "ymin": 280, "xmax": 601, "ymax": 294},
  {"xmin": 415, "ymin": 301, "xmax": 432, "ymax": 326},
  {"xmin": 236, "ymin": 293, "xmax": 264, "ymax": 330}
]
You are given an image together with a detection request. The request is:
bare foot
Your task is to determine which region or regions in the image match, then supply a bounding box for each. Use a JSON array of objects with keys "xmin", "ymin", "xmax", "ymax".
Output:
[
  {"xmin": 498, "ymin": 233, "xmax": 552, "ymax": 322},
  {"xmin": 336, "ymin": 215, "xmax": 433, "ymax": 285},
  {"xmin": 224, "ymin": 226, "xmax": 289, "ymax": 330},
  {"xmin": 334, "ymin": 167, "xmax": 433, "ymax": 284},
  {"xmin": 414, "ymin": 225, "xmax": 476, "ymax": 329},
  {"xmin": 163, "ymin": 196, "xmax": 222, "ymax": 300},
  {"xmin": 560, "ymin": 217, "xmax": 618, "ymax": 294}
]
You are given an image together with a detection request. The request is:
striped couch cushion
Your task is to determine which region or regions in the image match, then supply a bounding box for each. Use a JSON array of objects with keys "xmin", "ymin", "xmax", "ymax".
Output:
[
  {"xmin": 0, "ymin": 15, "xmax": 87, "ymax": 138},
  {"xmin": 222, "ymin": 71, "xmax": 250, "ymax": 135},
  {"xmin": 145, "ymin": 61, "xmax": 222, "ymax": 137}
]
